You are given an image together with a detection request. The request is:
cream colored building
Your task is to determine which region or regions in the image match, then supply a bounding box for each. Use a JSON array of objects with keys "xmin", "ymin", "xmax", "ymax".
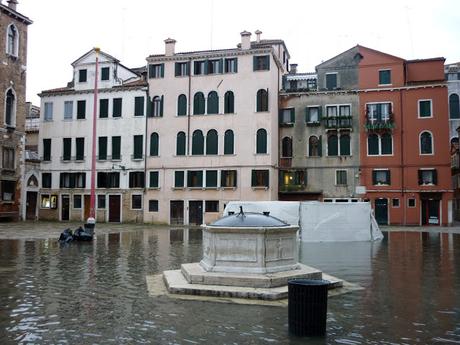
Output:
[{"xmin": 145, "ymin": 31, "xmax": 290, "ymax": 225}]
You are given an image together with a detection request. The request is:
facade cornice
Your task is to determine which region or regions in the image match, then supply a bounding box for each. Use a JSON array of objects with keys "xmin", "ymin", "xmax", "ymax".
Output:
[
  {"xmin": 0, "ymin": 4, "xmax": 32, "ymax": 24},
  {"xmin": 39, "ymin": 85, "xmax": 148, "ymax": 97},
  {"xmin": 146, "ymin": 48, "xmax": 273, "ymax": 63}
]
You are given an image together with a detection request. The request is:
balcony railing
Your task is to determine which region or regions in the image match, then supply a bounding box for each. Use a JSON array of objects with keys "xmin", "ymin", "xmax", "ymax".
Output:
[
  {"xmin": 365, "ymin": 113, "xmax": 395, "ymax": 131},
  {"xmin": 279, "ymin": 184, "xmax": 306, "ymax": 192},
  {"xmin": 324, "ymin": 116, "xmax": 352, "ymax": 129}
]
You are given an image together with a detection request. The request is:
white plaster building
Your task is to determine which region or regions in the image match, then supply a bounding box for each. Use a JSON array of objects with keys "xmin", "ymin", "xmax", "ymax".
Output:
[
  {"xmin": 38, "ymin": 49, "xmax": 148, "ymax": 222},
  {"xmin": 446, "ymin": 62, "xmax": 460, "ymax": 144},
  {"xmin": 145, "ymin": 31, "xmax": 290, "ymax": 225}
]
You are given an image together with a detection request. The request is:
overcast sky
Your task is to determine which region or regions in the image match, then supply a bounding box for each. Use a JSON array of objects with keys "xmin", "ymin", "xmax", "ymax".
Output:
[{"xmin": 15, "ymin": 0, "xmax": 460, "ymax": 105}]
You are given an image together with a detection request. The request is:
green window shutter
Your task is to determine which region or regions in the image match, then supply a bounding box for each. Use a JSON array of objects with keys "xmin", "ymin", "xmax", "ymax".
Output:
[
  {"xmin": 133, "ymin": 135, "xmax": 143, "ymax": 159},
  {"xmin": 381, "ymin": 134, "xmax": 392, "ymax": 154},
  {"xmin": 176, "ymin": 132, "xmax": 186, "ymax": 155},
  {"xmin": 339, "ymin": 134, "xmax": 350, "ymax": 156},
  {"xmin": 368, "ymin": 134, "xmax": 379, "ymax": 155},
  {"xmin": 318, "ymin": 106, "xmax": 322, "ymax": 120},
  {"xmin": 207, "ymin": 92, "xmax": 218, "ymax": 114},
  {"xmin": 263, "ymin": 170, "xmax": 269, "ymax": 187},
  {"xmin": 219, "ymin": 59, "xmax": 223, "ymax": 73},
  {"xmin": 305, "ymin": 108, "xmax": 310, "ymax": 123},
  {"xmin": 160, "ymin": 96, "xmax": 164, "ymax": 116},
  {"xmin": 77, "ymin": 100, "xmax": 86, "ymax": 119},
  {"xmin": 192, "ymin": 130, "xmax": 204, "ymax": 155},
  {"xmin": 372, "ymin": 171, "xmax": 377, "ymax": 185},
  {"xmin": 175, "ymin": 63, "xmax": 180, "ymax": 77},
  {"xmin": 433, "ymin": 169, "xmax": 437, "ymax": 185},
  {"xmin": 224, "ymin": 130, "xmax": 234, "ymax": 154},
  {"xmin": 76, "ymin": 137, "xmax": 84, "ymax": 160},
  {"xmin": 175, "ymin": 171, "xmax": 184, "ymax": 187},
  {"xmin": 256, "ymin": 129, "xmax": 267, "ymax": 154},
  {"xmin": 134, "ymin": 96, "xmax": 144, "ymax": 116},
  {"xmin": 112, "ymin": 136, "xmax": 121, "ymax": 160},
  {"xmin": 318, "ymin": 135, "xmax": 322, "ymax": 156},
  {"xmin": 194, "ymin": 92, "xmax": 205, "ymax": 115},
  {"xmin": 186, "ymin": 61, "xmax": 190, "ymax": 76},
  {"xmin": 113, "ymin": 98, "xmax": 122, "ymax": 117},
  {"xmin": 224, "ymin": 91, "xmax": 234, "ymax": 114},
  {"xmin": 328, "ymin": 135, "xmax": 338, "ymax": 156},
  {"xmin": 150, "ymin": 133, "xmax": 159, "ymax": 156},
  {"xmin": 290, "ymin": 108, "xmax": 295, "ymax": 123},
  {"xmin": 265, "ymin": 56, "xmax": 270, "ymax": 71},
  {"xmin": 234, "ymin": 59, "xmax": 238, "ymax": 73},
  {"xmin": 99, "ymin": 99, "xmax": 109, "ymax": 118},
  {"xmin": 177, "ymin": 94, "xmax": 187, "ymax": 116},
  {"xmin": 253, "ymin": 56, "xmax": 257, "ymax": 71},
  {"xmin": 206, "ymin": 170, "xmax": 218, "ymax": 187},
  {"xmin": 160, "ymin": 64, "xmax": 164, "ymax": 78},
  {"xmin": 150, "ymin": 171, "xmax": 159, "ymax": 188},
  {"xmin": 43, "ymin": 139, "xmax": 51, "ymax": 161},
  {"xmin": 63, "ymin": 138, "xmax": 71, "ymax": 160},
  {"xmin": 98, "ymin": 136, "xmax": 107, "ymax": 160},
  {"xmin": 206, "ymin": 130, "xmax": 218, "ymax": 155},
  {"xmin": 101, "ymin": 67, "xmax": 110, "ymax": 81},
  {"xmin": 204, "ymin": 60, "xmax": 209, "ymax": 74},
  {"xmin": 251, "ymin": 170, "xmax": 256, "ymax": 186},
  {"xmin": 147, "ymin": 97, "xmax": 153, "ymax": 117}
]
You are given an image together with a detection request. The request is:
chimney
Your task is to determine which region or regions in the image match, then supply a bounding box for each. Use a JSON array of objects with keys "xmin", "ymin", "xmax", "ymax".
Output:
[
  {"xmin": 164, "ymin": 38, "xmax": 176, "ymax": 56},
  {"xmin": 290, "ymin": 64, "xmax": 298, "ymax": 74},
  {"xmin": 240, "ymin": 31, "xmax": 251, "ymax": 50},
  {"xmin": 255, "ymin": 30, "xmax": 262, "ymax": 43},
  {"xmin": 7, "ymin": 0, "xmax": 18, "ymax": 11}
]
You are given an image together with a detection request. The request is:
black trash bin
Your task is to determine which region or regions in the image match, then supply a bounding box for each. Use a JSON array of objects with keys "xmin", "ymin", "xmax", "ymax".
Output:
[{"xmin": 288, "ymin": 279, "xmax": 330, "ymax": 337}]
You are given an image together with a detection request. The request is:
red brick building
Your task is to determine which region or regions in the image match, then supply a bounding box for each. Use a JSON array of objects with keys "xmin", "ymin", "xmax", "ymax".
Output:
[{"xmin": 358, "ymin": 46, "xmax": 452, "ymax": 225}]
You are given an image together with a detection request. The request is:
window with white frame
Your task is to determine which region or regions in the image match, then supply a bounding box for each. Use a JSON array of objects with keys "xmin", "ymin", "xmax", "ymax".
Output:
[
  {"xmin": 44, "ymin": 102, "xmax": 53, "ymax": 121},
  {"xmin": 418, "ymin": 169, "xmax": 437, "ymax": 185},
  {"xmin": 372, "ymin": 169, "xmax": 391, "ymax": 185},
  {"xmin": 368, "ymin": 133, "xmax": 393, "ymax": 155},
  {"xmin": 325, "ymin": 73, "xmax": 337, "ymax": 90},
  {"xmin": 392, "ymin": 198, "xmax": 400, "ymax": 207},
  {"xmin": 418, "ymin": 100, "xmax": 432, "ymax": 118},
  {"xmin": 64, "ymin": 101, "xmax": 73, "ymax": 120},
  {"xmin": 408, "ymin": 198, "xmax": 416, "ymax": 208},
  {"xmin": 379, "ymin": 70, "xmax": 391, "ymax": 85},
  {"xmin": 366, "ymin": 103, "xmax": 391, "ymax": 122},
  {"xmin": 420, "ymin": 131, "xmax": 433, "ymax": 154},
  {"xmin": 306, "ymin": 106, "xmax": 320, "ymax": 123}
]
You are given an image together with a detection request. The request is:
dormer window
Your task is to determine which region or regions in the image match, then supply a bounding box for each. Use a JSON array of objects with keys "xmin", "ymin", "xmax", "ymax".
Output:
[
  {"xmin": 6, "ymin": 24, "xmax": 18, "ymax": 57},
  {"xmin": 78, "ymin": 69, "xmax": 87, "ymax": 83}
]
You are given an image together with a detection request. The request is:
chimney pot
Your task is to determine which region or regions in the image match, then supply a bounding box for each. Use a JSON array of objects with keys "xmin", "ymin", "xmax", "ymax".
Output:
[
  {"xmin": 164, "ymin": 38, "xmax": 176, "ymax": 56},
  {"xmin": 290, "ymin": 63, "xmax": 298, "ymax": 74},
  {"xmin": 255, "ymin": 30, "xmax": 262, "ymax": 43},
  {"xmin": 240, "ymin": 30, "xmax": 251, "ymax": 50},
  {"xmin": 7, "ymin": 0, "xmax": 18, "ymax": 10}
]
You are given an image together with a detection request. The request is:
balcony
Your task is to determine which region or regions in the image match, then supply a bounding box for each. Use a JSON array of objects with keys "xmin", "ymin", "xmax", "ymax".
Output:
[
  {"xmin": 324, "ymin": 116, "xmax": 352, "ymax": 129},
  {"xmin": 365, "ymin": 113, "xmax": 395, "ymax": 131},
  {"xmin": 279, "ymin": 184, "xmax": 306, "ymax": 192}
]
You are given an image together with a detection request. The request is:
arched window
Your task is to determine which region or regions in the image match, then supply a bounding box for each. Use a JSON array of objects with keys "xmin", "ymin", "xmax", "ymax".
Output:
[
  {"xmin": 176, "ymin": 131, "xmax": 186, "ymax": 156},
  {"xmin": 193, "ymin": 92, "xmax": 205, "ymax": 115},
  {"xmin": 381, "ymin": 133, "xmax": 393, "ymax": 155},
  {"xmin": 281, "ymin": 137, "xmax": 292, "ymax": 158},
  {"xmin": 192, "ymin": 130, "xmax": 204, "ymax": 155},
  {"xmin": 6, "ymin": 24, "xmax": 18, "ymax": 56},
  {"xmin": 450, "ymin": 94, "xmax": 460, "ymax": 119},
  {"xmin": 308, "ymin": 136, "xmax": 320, "ymax": 157},
  {"xmin": 27, "ymin": 175, "xmax": 38, "ymax": 187},
  {"xmin": 152, "ymin": 96, "xmax": 163, "ymax": 117},
  {"xmin": 420, "ymin": 131, "xmax": 433, "ymax": 154},
  {"xmin": 150, "ymin": 132, "xmax": 159, "ymax": 156},
  {"xmin": 224, "ymin": 91, "xmax": 234, "ymax": 114},
  {"xmin": 368, "ymin": 134, "xmax": 379, "ymax": 155},
  {"xmin": 207, "ymin": 91, "xmax": 219, "ymax": 114},
  {"xmin": 224, "ymin": 130, "xmax": 234, "ymax": 154},
  {"xmin": 339, "ymin": 134, "xmax": 350, "ymax": 156},
  {"xmin": 206, "ymin": 129, "xmax": 218, "ymax": 155},
  {"xmin": 327, "ymin": 134, "xmax": 338, "ymax": 156},
  {"xmin": 256, "ymin": 89, "xmax": 268, "ymax": 112},
  {"xmin": 177, "ymin": 94, "xmax": 187, "ymax": 116},
  {"xmin": 5, "ymin": 89, "xmax": 15, "ymax": 127},
  {"xmin": 256, "ymin": 128, "xmax": 267, "ymax": 154}
]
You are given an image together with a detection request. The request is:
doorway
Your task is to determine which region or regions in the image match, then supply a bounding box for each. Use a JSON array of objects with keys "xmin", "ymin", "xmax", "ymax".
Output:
[
  {"xmin": 61, "ymin": 194, "xmax": 70, "ymax": 221},
  {"xmin": 25, "ymin": 191, "xmax": 37, "ymax": 220},
  {"xmin": 84, "ymin": 195, "xmax": 91, "ymax": 220},
  {"xmin": 108, "ymin": 195, "xmax": 121, "ymax": 223},
  {"xmin": 422, "ymin": 199, "xmax": 440, "ymax": 225},
  {"xmin": 189, "ymin": 200, "xmax": 203, "ymax": 225},
  {"xmin": 374, "ymin": 198, "xmax": 388, "ymax": 225},
  {"xmin": 170, "ymin": 200, "xmax": 184, "ymax": 225}
]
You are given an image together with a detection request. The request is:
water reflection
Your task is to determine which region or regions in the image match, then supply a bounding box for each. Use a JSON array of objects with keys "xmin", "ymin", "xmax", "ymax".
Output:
[{"xmin": 0, "ymin": 228, "xmax": 459, "ymax": 344}]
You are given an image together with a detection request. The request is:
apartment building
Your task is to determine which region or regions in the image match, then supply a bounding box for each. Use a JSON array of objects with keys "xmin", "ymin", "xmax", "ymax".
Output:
[
  {"xmin": 38, "ymin": 49, "xmax": 148, "ymax": 222},
  {"xmin": 145, "ymin": 31, "xmax": 289, "ymax": 225},
  {"xmin": 0, "ymin": 0, "xmax": 32, "ymax": 220}
]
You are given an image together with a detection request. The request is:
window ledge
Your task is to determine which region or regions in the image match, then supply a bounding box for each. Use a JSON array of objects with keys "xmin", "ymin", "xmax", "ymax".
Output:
[
  {"xmin": 254, "ymin": 153, "xmax": 269, "ymax": 156},
  {"xmin": 255, "ymin": 111, "xmax": 270, "ymax": 114},
  {"xmin": 221, "ymin": 187, "xmax": 237, "ymax": 190},
  {"xmin": 148, "ymin": 187, "xmax": 160, "ymax": 190},
  {"xmin": 204, "ymin": 187, "xmax": 219, "ymax": 190},
  {"xmin": 252, "ymin": 186, "xmax": 269, "ymax": 190},
  {"xmin": 172, "ymin": 187, "xmax": 185, "ymax": 190},
  {"xmin": 188, "ymin": 187, "xmax": 205, "ymax": 190},
  {"xmin": 335, "ymin": 184, "xmax": 348, "ymax": 187}
]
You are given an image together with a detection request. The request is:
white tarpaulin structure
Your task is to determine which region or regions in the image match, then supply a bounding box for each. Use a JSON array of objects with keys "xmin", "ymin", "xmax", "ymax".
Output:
[{"xmin": 223, "ymin": 201, "xmax": 383, "ymax": 242}]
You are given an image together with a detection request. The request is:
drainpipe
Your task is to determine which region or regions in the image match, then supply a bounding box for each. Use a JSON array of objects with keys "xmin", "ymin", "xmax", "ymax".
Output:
[
  {"xmin": 187, "ymin": 58, "xmax": 192, "ymax": 155},
  {"xmin": 401, "ymin": 65, "xmax": 406, "ymax": 225},
  {"xmin": 144, "ymin": 83, "xmax": 149, "ymax": 220}
]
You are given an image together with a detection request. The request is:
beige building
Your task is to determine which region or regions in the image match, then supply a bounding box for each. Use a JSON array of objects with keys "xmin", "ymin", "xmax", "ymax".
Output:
[{"xmin": 145, "ymin": 31, "xmax": 290, "ymax": 225}]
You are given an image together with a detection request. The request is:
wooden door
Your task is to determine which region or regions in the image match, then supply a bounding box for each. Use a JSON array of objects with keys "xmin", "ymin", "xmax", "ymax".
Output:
[
  {"xmin": 108, "ymin": 195, "xmax": 121, "ymax": 222},
  {"xmin": 25, "ymin": 192, "xmax": 37, "ymax": 220},
  {"xmin": 84, "ymin": 195, "xmax": 91, "ymax": 220},
  {"xmin": 189, "ymin": 200, "xmax": 203, "ymax": 225},
  {"xmin": 61, "ymin": 194, "xmax": 70, "ymax": 221},
  {"xmin": 374, "ymin": 198, "xmax": 388, "ymax": 225},
  {"xmin": 170, "ymin": 200, "xmax": 184, "ymax": 225}
]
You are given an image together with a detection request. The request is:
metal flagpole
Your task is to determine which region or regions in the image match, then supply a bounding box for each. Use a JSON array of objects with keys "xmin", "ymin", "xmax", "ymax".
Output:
[{"xmin": 89, "ymin": 47, "xmax": 100, "ymax": 221}]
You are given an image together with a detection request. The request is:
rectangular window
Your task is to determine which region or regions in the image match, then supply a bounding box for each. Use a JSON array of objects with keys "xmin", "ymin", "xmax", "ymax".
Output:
[
  {"xmin": 279, "ymin": 108, "xmax": 295, "ymax": 125},
  {"xmin": 174, "ymin": 171, "xmax": 185, "ymax": 188},
  {"xmin": 97, "ymin": 195, "xmax": 106, "ymax": 209},
  {"xmin": 418, "ymin": 169, "xmax": 437, "ymax": 185},
  {"xmin": 251, "ymin": 170, "xmax": 269, "ymax": 188},
  {"xmin": 134, "ymin": 96, "xmax": 144, "ymax": 116},
  {"xmin": 101, "ymin": 67, "xmax": 110, "ymax": 81},
  {"xmin": 131, "ymin": 194, "xmax": 142, "ymax": 209},
  {"xmin": 44, "ymin": 102, "xmax": 53, "ymax": 121},
  {"xmin": 111, "ymin": 136, "xmax": 121, "ymax": 160},
  {"xmin": 43, "ymin": 139, "xmax": 51, "ymax": 161},
  {"xmin": 64, "ymin": 101, "xmax": 73, "ymax": 120},
  {"xmin": 207, "ymin": 59, "xmax": 222, "ymax": 74},
  {"xmin": 148, "ymin": 63, "xmax": 164, "ymax": 78},
  {"xmin": 129, "ymin": 172, "xmax": 145, "ymax": 188},
  {"xmin": 78, "ymin": 69, "xmax": 87, "ymax": 83},
  {"xmin": 75, "ymin": 137, "xmax": 85, "ymax": 161},
  {"xmin": 99, "ymin": 99, "xmax": 109, "ymax": 118},
  {"xmin": 62, "ymin": 138, "xmax": 71, "ymax": 161},
  {"xmin": 366, "ymin": 103, "xmax": 391, "ymax": 122},
  {"xmin": 336, "ymin": 170, "xmax": 347, "ymax": 186},
  {"xmin": 224, "ymin": 58, "xmax": 238, "ymax": 73},
  {"xmin": 40, "ymin": 194, "xmax": 51, "ymax": 208},
  {"xmin": 149, "ymin": 200, "xmax": 159, "ymax": 212},
  {"xmin": 187, "ymin": 170, "xmax": 203, "ymax": 188},
  {"xmin": 97, "ymin": 172, "xmax": 120, "ymax": 188},
  {"xmin": 194, "ymin": 60, "xmax": 206, "ymax": 75},
  {"xmin": 1, "ymin": 180, "xmax": 15, "ymax": 201},
  {"xmin": 419, "ymin": 100, "xmax": 432, "ymax": 118},
  {"xmin": 221, "ymin": 170, "xmax": 237, "ymax": 188},
  {"xmin": 306, "ymin": 106, "xmax": 320, "ymax": 123},
  {"xmin": 2, "ymin": 147, "xmax": 14, "ymax": 169},
  {"xmin": 379, "ymin": 70, "xmax": 391, "ymax": 85},
  {"xmin": 133, "ymin": 135, "xmax": 143, "ymax": 159},
  {"xmin": 98, "ymin": 137, "xmax": 107, "ymax": 160},
  {"xmin": 253, "ymin": 55, "xmax": 270, "ymax": 71},
  {"xmin": 325, "ymin": 73, "xmax": 337, "ymax": 90},
  {"xmin": 392, "ymin": 198, "xmax": 400, "ymax": 208},
  {"xmin": 205, "ymin": 170, "xmax": 218, "ymax": 188},
  {"xmin": 175, "ymin": 62, "xmax": 190, "ymax": 77},
  {"xmin": 372, "ymin": 170, "xmax": 391, "ymax": 185},
  {"xmin": 149, "ymin": 171, "xmax": 159, "ymax": 188},
  {"xmin": 77, "ymin": 100, "xmax": 86, "ymax": 119},
  {"xmin": 60, "ymin": 173, "xmax": 86, "ymax": 188},
  {"xmin": 42, "ymin": 172, "xmax": 52, "ymax": 188},
  {"xmin": 408, "ymin": 198, "xmax": 416, "ymax": 208},
  {"xmin": 113, "ymin": 98, "xmax": 122, "ymax": 117},
  {"xmin": 280, "ymin": 170, "xmax": 306, "ymax": 190},
  {"xmin": 205, "ymin": 200, "xmax": 219, "ymax": 212},
  {"xmin": 73, "ymin": 195, "xmax": 82, "ymax": 209}
]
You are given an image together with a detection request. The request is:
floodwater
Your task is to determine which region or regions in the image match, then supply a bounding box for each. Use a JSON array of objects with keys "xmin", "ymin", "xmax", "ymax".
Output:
[{"xmin": 0, "ymin": 225, "xmax": 459, "ymax": 344}]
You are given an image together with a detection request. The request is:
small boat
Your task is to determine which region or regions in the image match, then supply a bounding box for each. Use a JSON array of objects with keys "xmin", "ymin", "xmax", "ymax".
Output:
[{"xmin": 59, "ymin": 223, "xmax": 95, "ymax": 243}]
